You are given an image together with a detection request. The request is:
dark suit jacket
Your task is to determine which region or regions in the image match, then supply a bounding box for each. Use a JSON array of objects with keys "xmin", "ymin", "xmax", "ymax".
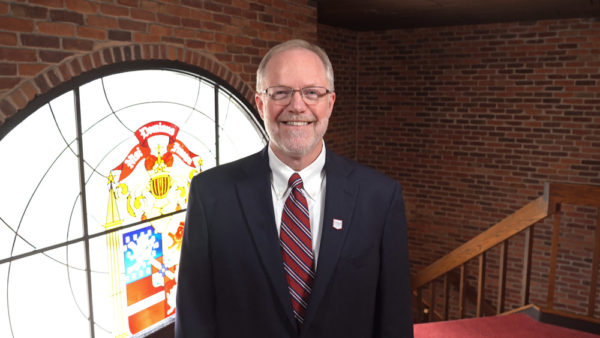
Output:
[{"xmin": 175, "ymin": 146, "xmax": 413, "ymax": 338}]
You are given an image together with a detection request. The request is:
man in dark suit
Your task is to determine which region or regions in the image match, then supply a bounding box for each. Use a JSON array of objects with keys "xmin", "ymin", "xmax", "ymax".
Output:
[{"xmin": 175, "ymin": 39, "xmax": 413, "ymax": 337}]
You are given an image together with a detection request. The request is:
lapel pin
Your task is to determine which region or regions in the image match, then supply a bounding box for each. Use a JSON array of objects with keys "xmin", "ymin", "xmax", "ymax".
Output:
[{"xmin": 332, "ymin": 218, "xmax": 343, "ymax": 230}]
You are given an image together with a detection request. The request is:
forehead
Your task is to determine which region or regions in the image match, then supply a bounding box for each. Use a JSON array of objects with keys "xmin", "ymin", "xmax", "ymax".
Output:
[{"xmin": 263, "ymin": 48, "xmax": 328, "ymax": 85}]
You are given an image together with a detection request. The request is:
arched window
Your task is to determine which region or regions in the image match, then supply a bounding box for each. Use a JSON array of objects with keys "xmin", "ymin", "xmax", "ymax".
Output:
[{"xmin": 0, "ymin": 62, "xmax": 266, "ymax": 338}]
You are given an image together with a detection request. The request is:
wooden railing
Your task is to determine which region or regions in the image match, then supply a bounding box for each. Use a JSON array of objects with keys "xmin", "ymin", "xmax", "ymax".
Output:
[{"xmin": 412, "ymin": 182, "xmax": 600, "ymax": 323}]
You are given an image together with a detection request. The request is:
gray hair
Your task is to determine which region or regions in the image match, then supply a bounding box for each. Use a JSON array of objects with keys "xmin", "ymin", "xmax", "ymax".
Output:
[{"xmin": 256, "ymin": 39, "xmax": 335, "ymax": 92}]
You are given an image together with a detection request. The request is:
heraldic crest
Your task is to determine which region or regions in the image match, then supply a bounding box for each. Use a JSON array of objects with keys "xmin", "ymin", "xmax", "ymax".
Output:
[{"xmin": 103, "ymin": 121, "xmax": 202, "ymax": 336}]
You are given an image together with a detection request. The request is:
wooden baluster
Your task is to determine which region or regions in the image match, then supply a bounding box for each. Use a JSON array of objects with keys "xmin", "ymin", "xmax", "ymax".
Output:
[
  {"xmin": 547, "ymin": 204, "xmax": 561, "ymax": 309},
  {"xmin": 477, "ymin": 252, "xmax": 486, "ymax": 317},
  {"xmin": 497, "ymin": 240, "xmax": 508, "ymax": 314},
  {"xmin": 417, "ymin": 287, "xmax": 423, "ymax": 323},
  {"xmin": 428, "ymin": 281, "xmax": 436, "ymax": 321},
  {"xmin": 443, "ymin": 274, "xmax": 450, "ymax": 320},
  {"xmin": 521, "ymin": 225, "xmax": 534, "ymax": 306},
  {"xmin": 588, "ymin": 210, "xmax": 600, "ymax": 316},
  {"xmin": 459, "ymin": 264, "xmax": 465, "ymax": 319}
]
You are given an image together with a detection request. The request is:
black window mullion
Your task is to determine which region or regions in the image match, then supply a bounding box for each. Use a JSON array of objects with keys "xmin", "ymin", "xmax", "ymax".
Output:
[
  {"xmin": 74, "ymin": 86, "xmax": 96, "ymax": 338},
  {"xmin": 214, "ymin": 85, "xmax": 220, "ymax": 166}
]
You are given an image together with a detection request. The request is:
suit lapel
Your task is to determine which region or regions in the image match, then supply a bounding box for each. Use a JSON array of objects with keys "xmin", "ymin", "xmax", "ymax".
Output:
[
  {"xmin": 235, "ymin": 148, "xmax": 297, "ymax": 330},
  {"xmin": 302, "ymin": 150, "xmax": 358, "ymax": 334}
]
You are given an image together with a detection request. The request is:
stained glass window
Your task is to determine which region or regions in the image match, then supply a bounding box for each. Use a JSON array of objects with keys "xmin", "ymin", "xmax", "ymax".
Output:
[{"xmin": 0, "ymin": 65, "xmax": 266, "ymax": 338}]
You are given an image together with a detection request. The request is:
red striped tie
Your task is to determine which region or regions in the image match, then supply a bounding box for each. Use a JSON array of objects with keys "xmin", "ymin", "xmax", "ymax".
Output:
[{"xmin": 280, "ymin": 173, "xmax": 314, "ymax": 328}]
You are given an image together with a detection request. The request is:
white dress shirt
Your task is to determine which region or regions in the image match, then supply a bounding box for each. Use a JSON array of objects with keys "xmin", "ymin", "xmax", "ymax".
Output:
[{"xmin": 268, "ymin": 142, "xmax": 327, "ymax": 266}]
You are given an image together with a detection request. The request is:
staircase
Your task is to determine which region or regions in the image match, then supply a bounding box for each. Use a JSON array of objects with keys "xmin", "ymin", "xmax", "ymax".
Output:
[{"xmin": 411, "ymin": 182, "xmax": 600, "ymax": 331}]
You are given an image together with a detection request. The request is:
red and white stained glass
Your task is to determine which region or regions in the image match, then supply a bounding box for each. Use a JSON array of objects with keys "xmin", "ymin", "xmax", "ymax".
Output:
[{"xmin": 0, "ymin": 68, "xmax": 266, "ymax": 338}]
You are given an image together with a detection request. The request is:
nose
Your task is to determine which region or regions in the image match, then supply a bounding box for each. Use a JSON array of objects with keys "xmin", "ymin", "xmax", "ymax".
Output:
[{"xmin": 288, "ymin": 90, "xmax": 307, "ymax": 111}]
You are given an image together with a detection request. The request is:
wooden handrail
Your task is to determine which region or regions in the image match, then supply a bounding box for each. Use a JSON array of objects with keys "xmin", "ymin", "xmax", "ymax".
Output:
[
  {"xmin": 548, "ymin": 182, "xmax": 600, "ymax": 208},
  {"xmin": 412, "ymin": 182, "xmax": 600, "ymax": 325},
  {"xmin": 411, "ymin": 186, "xmax": 549, "ymax": 289}
]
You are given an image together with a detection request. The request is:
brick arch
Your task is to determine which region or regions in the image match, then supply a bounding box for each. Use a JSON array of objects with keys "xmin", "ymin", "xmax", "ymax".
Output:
[{"xmin": 0, "ymin": 43, "xmax": 255, "ymax": 126}]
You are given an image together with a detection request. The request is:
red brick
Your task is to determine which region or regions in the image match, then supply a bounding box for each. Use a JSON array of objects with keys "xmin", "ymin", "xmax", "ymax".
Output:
[
  {"xmin": 182, "ymin": 0, "xmax": 203, "ymax": 9},
  {"xmin": 131, "ymin": 8, "xmax": 155, "ymax": 22},
  {"xmin": 0, "ymin": 32, "xmax": 17, "ymax": 46},
  {"xmin": 69, "ymin": 58, "xmax": 82, "ymax": 76},
  {"xmin": 0, "ymin": 48, "xmax": 37, "ymax": 62},
  {"xmin": 163, "ymin": 3, "xmax": 190, "ymax": 18},
  {"xmin": 87, "ymin": 15, "xmax": 118, "ymax": 28},
  {"xmin": 148, "ymin": 24, "xmax": 171, "ymax": 36},
  {"xmin": 224, "ymin": 5, "xmax": 242, "ymax": 17},
  {"xmin": 133, "ymin": 33, "xmax": 160, "ymax": 43},
  {"xmin": 65, "ymin": 0, "xmax": 98, "ymax": 14},
  {"xmin": 186, "ymin": 39, "xmax": 206, "ymax": 49},
  {"xmin": 18, "ymin": 63, "xmax": 47, "ymax": 76},
  {"xmin": 0, "ymin": 98, "xmax": 17, "ymax": 117},
  {"xmin": 11, "ymin": 3, "xmax": 48, "ymax": 19},
  {"xmin": 189, "ymin": 8, "xmax": 212, "ymax": 21},
  {"xmin": 181, "ymin": 18, "xmax": 203, "ymax": 29},
  {"xmin": 0, "ymin": 17, "xmax": 34, "ymax": 32},
  {"xmin": 0, "ymin": 63, "xmax": 16, "ymax": 75},
  {"xmin": 77, "ymin": 26, "xmax": 107, "ymax": 40},
  {"xmin": 117, "ymin": 0, "xmax": 138, "ymax": 7},
  {"xmin": 56, "ymin": 64, "xmax": 71, "ymax": 83},
  {"xmin": 29, "ymin": 0, "xmax": 63, "ymax": 8},
  {"xmin": 37, "ymin": 22, "xmax": 76, "ymax": 37},
  {"xmin": 80, "ymin": 54, "xmax": 93, "ymax": 72},
  {"xmin": 157, "ymin": 12, "xmax": 180, "ymax": 25},
  {"xmin": 0, "ymin": 77, "xmax": 20, "ymax": 90},
  {"xmin": 108, "ymin": 30, "xmax": 131, "ymax": 42},
  {"xmin": 20, "ymin": 80, "xmax": 40, "ymax": 102},
  {"xmin": 9, "ymin": 88, "xmax": 28, "ymax": 109},
  {"xmin": 63, "ymin": 37, "xmax": 94, "ymax": 51},
  {"xmin": 119, "ymin": 18, "xmax": 147, "ymax": 32},
  {"xmin": 49, "ymin": 9, "xmax": 84, "ymax": 25},
  {"xmin": 196, "ymin": 30, "xmax": 215, "ymax": 41},
  {"xmin": 163, "ymin": 36, "xmax": 184, "ymax": 45},
  {"xmin": 0, "ymin": 2, "xmax": 8, "ymax": 15},
  {"xmin": 173, "ymin": 28, "xmax": 196, "ymax": 39},
  {"xmin": 213, "ymin": 13, "xmax": 231, "ymax": 24},
  {"xmin": 46, "ymin": 68, "xmax": 61, "ymax": 86},
  {"xmin": 100, "ymin": 3, "xmax": 129, "ymax": 17},
  {"xmin": 39, "ymin": 50, "xmax": 73, "ymax": 63},
  {"xmin": 91, "ymin": 50, "xmax": 102, "ymax": 67},
  {"xmin": 21, "ymin": 34, "xmax": 60, "ymax": 48},
  {"xmin": 204, "ymin": 2, "xmax": 223, "ymax": 12}
]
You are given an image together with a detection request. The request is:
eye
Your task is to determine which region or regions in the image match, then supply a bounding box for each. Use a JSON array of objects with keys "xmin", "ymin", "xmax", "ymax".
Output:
[{"xmin": 268, "ymin": 87, "xmax": 292, "ymax": 100}]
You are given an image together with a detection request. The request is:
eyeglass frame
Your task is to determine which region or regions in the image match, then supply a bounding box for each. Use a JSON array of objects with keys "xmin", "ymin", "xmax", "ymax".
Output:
[{"xmin": 259, "ymin": 85, "xmax": 334, "ymax": 104}]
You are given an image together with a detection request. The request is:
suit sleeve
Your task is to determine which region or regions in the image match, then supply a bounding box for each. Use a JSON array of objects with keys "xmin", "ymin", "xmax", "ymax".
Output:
[
  {"xmin": 374, "ymin": 182, "xmax": 414, "ymax": 338},
  {"xmin": 175, "ymin": 179, "xmax": 216, "ymax": 338}
]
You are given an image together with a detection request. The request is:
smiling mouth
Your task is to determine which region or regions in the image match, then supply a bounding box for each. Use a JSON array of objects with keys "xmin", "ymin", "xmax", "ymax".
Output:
[{"xmin": 283, "ymin": 121, "xmax": 311, "ymax": 126}]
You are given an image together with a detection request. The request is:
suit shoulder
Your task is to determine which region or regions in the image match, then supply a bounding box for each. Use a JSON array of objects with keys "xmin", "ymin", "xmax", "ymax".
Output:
[{"xmin": 191, "ymin": 149, "xmax": 265, "ymax": 188}]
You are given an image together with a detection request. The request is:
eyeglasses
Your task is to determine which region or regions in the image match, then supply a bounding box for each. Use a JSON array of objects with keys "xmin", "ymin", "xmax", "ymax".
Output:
[{"xmin": 261, "ymin": 86, "xmax": 333, "ymax": 104}]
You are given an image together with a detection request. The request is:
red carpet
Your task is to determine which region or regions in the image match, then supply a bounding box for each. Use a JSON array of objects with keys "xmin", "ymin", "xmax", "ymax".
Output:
[{"xmin": 414, "ymin": 313, "xmax": 599, "ymax": 337}]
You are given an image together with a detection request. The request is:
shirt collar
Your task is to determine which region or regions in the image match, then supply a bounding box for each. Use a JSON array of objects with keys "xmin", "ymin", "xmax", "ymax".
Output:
[{"xmin": 268, "ymin": 141, "xmax": 326, "ymax": 201}]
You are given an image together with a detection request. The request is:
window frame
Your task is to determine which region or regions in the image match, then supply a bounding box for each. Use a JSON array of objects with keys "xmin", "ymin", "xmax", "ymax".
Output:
[{"xmin": 0, "ymin": 60, "xmax": 266, "ymax": 338}]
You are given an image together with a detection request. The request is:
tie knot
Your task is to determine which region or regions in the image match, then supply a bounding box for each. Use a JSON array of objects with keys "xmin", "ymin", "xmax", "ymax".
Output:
[{"xmin": 288, "ymin": 173, "xmax": 304, "ymax": 190}]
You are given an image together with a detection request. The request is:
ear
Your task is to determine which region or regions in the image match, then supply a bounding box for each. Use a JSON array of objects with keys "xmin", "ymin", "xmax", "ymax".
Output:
[
  {"xmin": 326, "ymin": 92, "xmax": 336, "ymax": 118},
  {"xmin": 255, "ymin": 93, "xmax": 265, "ymax": 119}
]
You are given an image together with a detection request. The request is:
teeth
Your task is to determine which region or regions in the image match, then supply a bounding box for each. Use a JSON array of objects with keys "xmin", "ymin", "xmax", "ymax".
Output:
[{"xmin": 285, "ymin": 121, "xmax": 309, "ymax": 126}]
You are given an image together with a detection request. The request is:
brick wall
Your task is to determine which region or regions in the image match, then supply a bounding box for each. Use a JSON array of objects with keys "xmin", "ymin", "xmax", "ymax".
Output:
[
  {"xmin": 0, "ymin": 0, "xmax": 318, "ymax": 126},
  {"xmin": 352, "ymin": 19, "xmax": 600, "ymax": 317},
  {"xmin": 318, "ymin": 24, "xmax": 357, "ymax": 159}
]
